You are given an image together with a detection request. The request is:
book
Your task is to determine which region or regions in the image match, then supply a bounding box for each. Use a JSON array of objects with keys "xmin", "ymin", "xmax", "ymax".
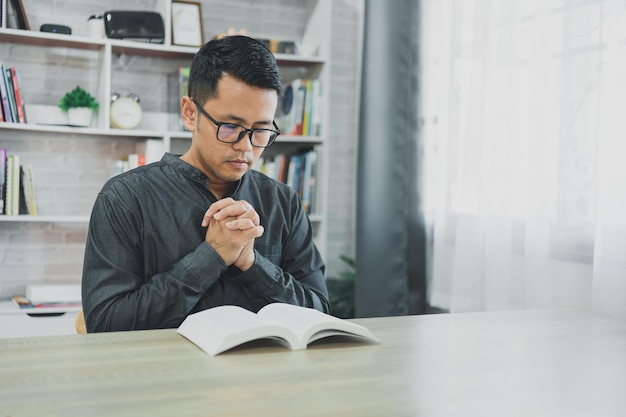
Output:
[
  {"xmin": 3, "ymin": 67, "xmax": 18, "ymax": 123},
  {"xmin": 177, "ymin": 303, "xmax": 379, "ymax": 356},
  {"xmin": 143, "ymin": 139, "xmax": 165, "ymax": 164},
  {"xmin": 5, "ymin": 154, "xmax": 20, "ymax": 215},
  {"xmin": 9, "ymin": 0, "xmax": 30, "ymax": 30},
  {"xmin": 0, "ymin": 148, "xmax": 6, "ymax": 214},
  {"xmin": 13, "ymin": 295, "xmax": 82, "ymax": 310},
  {"xmin": 26, "ymin": 284, "xmax": 81, "ymax": 305},
  {"xmin": 293, "ymin": 79, "xmax": 307, "ymax": 135},
  {"xmin": 21, "ymin": 163, "xmax": 37, "ymax": 215},
  {"xmin": 18, "ymin": 164, "xmax": 28, "ymax": 214},
  {"xmin": 0, "ymin": 63, "xmax": 14, "ymax": 122},
  {"xmin": 301, "ymin": 150, "xmax": 316, "ymax": 214},
  {"xmin": 302, "ymin": 79, "xmax": 313, "ymax": 135},
  {"xmin": 311, "ymin": 78, "xmax": 323, "ymax": 135},
  {"xmin": 10, "ymin": 67, "xmax": 27, "ymax": 123}
]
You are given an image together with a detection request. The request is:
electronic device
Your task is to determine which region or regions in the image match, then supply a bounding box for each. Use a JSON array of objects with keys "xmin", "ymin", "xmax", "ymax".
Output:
[
  {"xmin": 103, "ymin": 11, "xmax": 164, "ymax": 43},
  {"xmin": 40, "ymin": 24, "xmax": 72, "ymax": 35}
]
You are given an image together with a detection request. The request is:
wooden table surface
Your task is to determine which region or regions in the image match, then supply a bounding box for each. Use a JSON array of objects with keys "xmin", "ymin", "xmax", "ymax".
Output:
[{"xmin": 1, "ymin": 309, "xmax": 625, "ymax": 416}]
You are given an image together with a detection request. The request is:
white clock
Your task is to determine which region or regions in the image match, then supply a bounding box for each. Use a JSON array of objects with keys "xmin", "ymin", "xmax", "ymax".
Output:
[{"xmin": 110, "ymin": 96, "xmax": 142, "ymax": 129}]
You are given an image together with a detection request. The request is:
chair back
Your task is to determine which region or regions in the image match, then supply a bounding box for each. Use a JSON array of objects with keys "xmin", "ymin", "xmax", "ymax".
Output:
[{"xmin": 75, "ymin": 310, "xmax": 86, "ymax": 334}]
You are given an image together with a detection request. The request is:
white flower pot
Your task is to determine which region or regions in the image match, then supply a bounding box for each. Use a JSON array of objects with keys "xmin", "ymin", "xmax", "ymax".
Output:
[{"xmin": 67, "ymin": 107, "xmax": 93, "ymax": 127}]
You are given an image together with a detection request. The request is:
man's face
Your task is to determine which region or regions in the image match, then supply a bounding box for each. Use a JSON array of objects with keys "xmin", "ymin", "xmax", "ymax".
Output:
[{"xmin": 187, "ymin": 74, "xmax": 278, "ymax": 189}]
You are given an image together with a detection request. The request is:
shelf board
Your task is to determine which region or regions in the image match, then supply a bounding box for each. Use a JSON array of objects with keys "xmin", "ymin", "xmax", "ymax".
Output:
[
  {"xmin": 277, "ymin": 135, "xmax": 323, "ymax": 144},
  {"xmin": 0, "ymin": 215, "xmax": 90, "ymax": 223},
  {"xmin": 0, "ymin": 122, "xmax": 193, "ymax": 139},
  {"xmin": 274, "ymin": 53, "xmax": 325, "ymax": 66},
  {"xmin": 0, "ymin": 28, "xmax": 105, "ymax": 50},
  {"xmin": 109, "ymin": 39, "xmax": 197, "ymax": 59},
  {"xmin": 0, "ymin": 28, "xmax": 325, "ymax": 65}
]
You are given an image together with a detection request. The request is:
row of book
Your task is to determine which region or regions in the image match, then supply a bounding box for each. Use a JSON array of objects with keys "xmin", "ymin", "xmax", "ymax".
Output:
[
  {"xmin": 0, "ymin": 149, "xmax": 38, "ymax": 216},
  {"xmin": 113, "ymin": 153, "xmax": 147, "ymax": 176},
  {"xmin": 0, "ymin": 62, "xmax": 27, "ymax": 124},
  {"xmin": 255, "ymin": 149, "xmax": 317, "ymax": 214},
  {"xmin": 276, "ymin": 78, "xmax": 323, "ymax": 137}
]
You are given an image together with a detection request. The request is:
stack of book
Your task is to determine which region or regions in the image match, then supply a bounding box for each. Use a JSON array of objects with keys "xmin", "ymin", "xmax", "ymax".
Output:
[
  {"xmin": 113, "ymin": 153, "xmax": 146, "ymax": 176},
  {"xmin": 13, "ymin": 284, "xmax": 82, "ymax": 312},
  {"xmin": 0, "ymin": 149, "xmax": 37, "ymax": 216},
  {"xmin": 0, "ymin": 62, "xmax": 27, "ymax": 124}
]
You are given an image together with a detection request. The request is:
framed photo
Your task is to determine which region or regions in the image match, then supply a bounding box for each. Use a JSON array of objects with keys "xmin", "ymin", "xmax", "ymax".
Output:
[{"xmin": 171, "ymin": 1, "xmax": 204, "ymax": 47}]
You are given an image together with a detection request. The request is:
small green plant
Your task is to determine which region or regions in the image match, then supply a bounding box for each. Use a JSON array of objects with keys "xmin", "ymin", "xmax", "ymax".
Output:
[
  {"xmin": 59, "ymin": 86, "xmax": 99, "ymax": 112},
  {"xmin": 327, "ymin": 255, "xmax": 356, "ymax": 318}
]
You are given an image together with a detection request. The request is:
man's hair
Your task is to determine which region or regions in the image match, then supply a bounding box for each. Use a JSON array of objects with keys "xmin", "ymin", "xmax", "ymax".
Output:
[{"xmin": 188, "ymin": 35, "xmax": 283, "ymax": 104}]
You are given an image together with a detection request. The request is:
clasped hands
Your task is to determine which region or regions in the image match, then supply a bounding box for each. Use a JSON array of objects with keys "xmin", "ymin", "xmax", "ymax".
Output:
[{"xmin": 202, "ymin": 198, "xmax": 264, "ymax": 271}]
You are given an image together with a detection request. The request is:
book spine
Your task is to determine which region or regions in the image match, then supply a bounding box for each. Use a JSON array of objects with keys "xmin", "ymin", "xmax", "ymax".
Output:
[
  {"xmin": 293, "ymin": 80, "xmax": 306, "ymax": 136},
  {"xmin": 10, "ymin": 67, "xmax": 26, "ymax": 123},
  {"xmin": 23, "ymin": 163, "xmax": 37, "ymax": 215},
  {"xmin": 311, "ymin": 79, "xmax": 323, "ymax": 136},
  {"xmin": 0, "ymin": 63, "xmax": 13, "ymax": 122},
  {"xmin": 3, "ymin": 67, "xmax": 18, "ymax": 123},
  {"xmin": 301, "ymin": 151, "xmax": 316, "ymax": 214},
  {"xmin": 0, "ymin": 148, "xmax": 6, "ymax": 215},
  {"xmin": 302, "ymin": 79, "xmax": 313, "ymax": 136},
  {"xmin": 18, "ymin": 164, "xmax": 28, "ymax": 214},
  {"xmin": 5, "ymin": 155, "xmax": 14, "ymax": 215},
  {"xmin": 12, "ymin": 154, "xmax": 20, "ymax": 216}
]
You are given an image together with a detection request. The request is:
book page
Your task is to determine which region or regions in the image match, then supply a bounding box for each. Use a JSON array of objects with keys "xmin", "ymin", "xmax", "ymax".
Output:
[
  {"xmin": 258, "ymin": 303, "xmax": 379, "ymax": 348},
  {"xmin": 177, "ymin": 305, "xmax": 298, "ymax": 356}
]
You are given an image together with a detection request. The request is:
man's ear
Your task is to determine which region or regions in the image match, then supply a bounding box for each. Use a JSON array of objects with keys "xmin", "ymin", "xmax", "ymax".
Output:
[{"xmin": 181, "ymin": 96, "xmax": 196, "ymax": 131}]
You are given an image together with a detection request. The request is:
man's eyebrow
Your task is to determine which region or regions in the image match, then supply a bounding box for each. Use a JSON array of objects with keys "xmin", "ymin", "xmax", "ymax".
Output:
[{"xmin": 222, "ymin": 114, "xmax": 273, "ymax": 126}]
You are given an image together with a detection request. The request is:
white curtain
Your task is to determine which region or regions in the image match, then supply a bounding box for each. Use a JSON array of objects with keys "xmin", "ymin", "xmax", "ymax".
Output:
[{"xmin": 421, "ymin": 0, "xmax": 626, "ymax": 317}]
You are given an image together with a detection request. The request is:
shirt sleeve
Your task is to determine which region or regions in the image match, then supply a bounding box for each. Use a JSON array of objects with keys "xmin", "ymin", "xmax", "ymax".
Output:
[
  {"xmin": 82, "ymin": 191, "xmax": 228, "ymax": 332},
  {"xmin": 225, "ymin": 192, "xmax": 330, "ymax": 314}
]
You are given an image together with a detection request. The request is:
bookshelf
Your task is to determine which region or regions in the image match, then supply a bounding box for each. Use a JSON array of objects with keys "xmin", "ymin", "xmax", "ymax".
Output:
[{"xmin": 0, "ymin": 0, "xmax": 331, "ymax": 260}]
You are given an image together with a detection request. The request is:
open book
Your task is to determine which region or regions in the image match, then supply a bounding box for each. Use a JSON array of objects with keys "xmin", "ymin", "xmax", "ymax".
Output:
[{"xmin": 177, "ymin": 303, "xmax": 380, "ymax": 356}]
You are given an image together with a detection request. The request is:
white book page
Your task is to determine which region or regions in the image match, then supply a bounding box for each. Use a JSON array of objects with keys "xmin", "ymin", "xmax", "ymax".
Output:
[
  {"xmin": 257, "ymin": 303, "xmax": 379, "ymax": 348},
  {"xmin": 177, "ymin": 306, "xmax": 298, "ymax": 356}
]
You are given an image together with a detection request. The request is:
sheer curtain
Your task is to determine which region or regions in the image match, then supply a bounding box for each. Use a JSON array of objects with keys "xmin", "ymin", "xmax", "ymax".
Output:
[{"xmin": 421, "ymin": 0, "xmax": 626, "ymax": 318}]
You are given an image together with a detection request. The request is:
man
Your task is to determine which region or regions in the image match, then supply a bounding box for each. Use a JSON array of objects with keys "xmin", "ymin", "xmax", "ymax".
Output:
[{"xmin": 82, "ymin": 36, "xmax": 329, "ymax": 332}]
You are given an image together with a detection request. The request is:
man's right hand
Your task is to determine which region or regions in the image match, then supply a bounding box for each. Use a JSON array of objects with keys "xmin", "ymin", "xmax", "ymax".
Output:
[{"xmin": 203, "ymin": 198, "xmax": 264, "ymax": 267}]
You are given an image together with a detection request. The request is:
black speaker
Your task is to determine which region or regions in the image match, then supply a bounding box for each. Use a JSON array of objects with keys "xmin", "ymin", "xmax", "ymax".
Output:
[
  {"xmin": 40, "ymin": 24, "xmax": 72, "ymax": 35},
  {"xmin": 103, "ymin": 11, "xmax": 164, "ymax": 43}
]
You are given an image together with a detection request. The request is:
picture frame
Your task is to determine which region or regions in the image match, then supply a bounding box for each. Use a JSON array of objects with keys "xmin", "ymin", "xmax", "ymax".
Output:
[{"xmin": 171, "ymin": 1, "xmax": 204, "ymax": 47}]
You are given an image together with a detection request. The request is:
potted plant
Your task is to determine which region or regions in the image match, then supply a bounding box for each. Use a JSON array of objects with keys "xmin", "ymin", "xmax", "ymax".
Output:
[
  {"xmin": 59, "ymin": 86, "xmax": 99, "ymax": 127},
  {"xmin": 326, "ymin": 255, "xmax": 356, "ymax": 319}
]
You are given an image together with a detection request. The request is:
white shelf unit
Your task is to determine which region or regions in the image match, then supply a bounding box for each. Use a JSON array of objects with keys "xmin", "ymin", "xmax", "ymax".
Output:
[{"xmin": 0, "ymin": 0, "xmax": 330, "ymax": 255}]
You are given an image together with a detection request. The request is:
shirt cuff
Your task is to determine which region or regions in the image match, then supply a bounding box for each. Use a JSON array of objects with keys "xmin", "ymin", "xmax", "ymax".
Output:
[{"xmin": 178, "ymin": 242, "xmax": 229, "ymax": 289}]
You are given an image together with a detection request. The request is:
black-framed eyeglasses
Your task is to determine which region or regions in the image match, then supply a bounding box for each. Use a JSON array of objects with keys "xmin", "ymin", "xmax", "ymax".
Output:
[{"xmin": 192, "ymin": 99, "xmax": 280, "ymax": 148}]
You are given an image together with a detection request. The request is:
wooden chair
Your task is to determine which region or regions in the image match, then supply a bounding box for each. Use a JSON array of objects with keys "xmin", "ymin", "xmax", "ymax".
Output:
[{"xmin": 75, "ymin": 309, "xmax": 86, "ymax": 334}]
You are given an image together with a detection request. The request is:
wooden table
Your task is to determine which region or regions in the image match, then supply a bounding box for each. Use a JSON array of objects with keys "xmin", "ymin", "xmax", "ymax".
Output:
[{"xmin": 1, "ymin": 309, "xmax": 625, "ymax": 416}]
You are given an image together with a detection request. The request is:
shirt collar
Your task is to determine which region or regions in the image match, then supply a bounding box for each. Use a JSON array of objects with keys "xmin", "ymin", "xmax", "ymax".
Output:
[{"xmin": 163, "ymin": 152, "xmax": 243, "ymax": 198}]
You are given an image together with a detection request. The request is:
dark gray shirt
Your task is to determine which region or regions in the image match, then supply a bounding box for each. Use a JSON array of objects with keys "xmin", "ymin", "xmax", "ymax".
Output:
[{"xmin": 82, "ymin": 153, "xmax": 328, "ymax": 332}]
